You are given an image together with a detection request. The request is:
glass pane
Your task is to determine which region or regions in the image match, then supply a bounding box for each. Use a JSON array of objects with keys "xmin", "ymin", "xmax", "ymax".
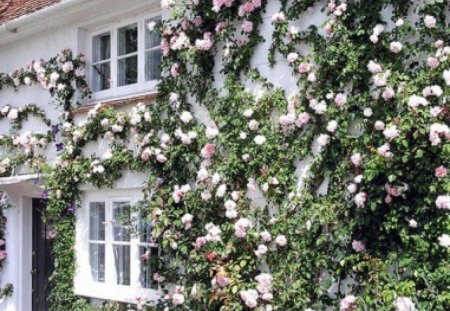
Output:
[
  {"xmin": 118, "ymin": 23, "xmax": 138, "ymax": 56},
  {"xmin": 139, "ymin": 209, "xmax": 152, "ymax": 243},
  {"xmin": 118, "ymin": 56, "xmax": 138, "ymax": 86},
  {"xmin": 139, "ymin": 246, "xmax": 159, "ymax": 289},
  {"xmin": 89, "ymin": 202, "xmax": 105, "ymax": 241},
  {"xmin": 145, "ymin": 16, "xmax": 161, "ymax": 49},
  {"xmin": 113, "ymin": 201, "xmax": 131, "ymax": 241},
  {"xmin": 92, "ymin": 32, "xmax": 111, "ymax": 62},
  {"xmin": 89, "ymin": 243, "xmax": 105, "ymax": 282},
  {"xmin": 145, "ymin": 49, "xmax": 161, "ymax": 81},
  {"xmin": 113, "ymin": 244, "xmax": 130, "ymax": 285},
  {"xmin": 92, "ymin": 62, "xmax": 111, "ymax": 91}
]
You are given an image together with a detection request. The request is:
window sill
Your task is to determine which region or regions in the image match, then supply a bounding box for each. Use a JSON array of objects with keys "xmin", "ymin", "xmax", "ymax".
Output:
[
  {"xmin": 73, "ymin": 91, "xmax": 158, "ymax": 114},
  {"xmin": 74, "ymin": 281, "xmax": 160, "ymax": 305}
]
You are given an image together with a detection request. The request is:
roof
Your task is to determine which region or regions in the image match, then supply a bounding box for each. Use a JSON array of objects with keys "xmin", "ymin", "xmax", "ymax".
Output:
[{"xmin": 0, "ymin": 0, "xmax": 61, "ymax": 24}]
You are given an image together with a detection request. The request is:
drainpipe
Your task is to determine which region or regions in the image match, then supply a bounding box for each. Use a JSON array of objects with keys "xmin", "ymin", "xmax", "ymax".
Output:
[{"xmin": 0, "ymin": 0, "xmax": 90, "ymax": 35}]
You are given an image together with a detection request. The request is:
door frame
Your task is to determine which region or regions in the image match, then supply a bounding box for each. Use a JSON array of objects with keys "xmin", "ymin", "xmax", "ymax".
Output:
[{"xmin": 19, "ymin": 196, "xmax": 34, "ymax": 311}]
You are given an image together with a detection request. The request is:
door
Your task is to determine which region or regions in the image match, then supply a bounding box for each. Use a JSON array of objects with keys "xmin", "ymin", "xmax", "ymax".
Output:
[{"xmin": 32, "ymin": 198, "xmax": 54, "ymax": 311}]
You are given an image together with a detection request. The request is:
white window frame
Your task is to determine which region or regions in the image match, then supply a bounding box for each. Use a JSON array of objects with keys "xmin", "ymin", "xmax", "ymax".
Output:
[
  {"xmin": 87, "ymin": 12, "xmax": 161, "ymax": 102},
  {"xmin": 74, "ymin": 189, "xmax": 160, "ymax": 304}
]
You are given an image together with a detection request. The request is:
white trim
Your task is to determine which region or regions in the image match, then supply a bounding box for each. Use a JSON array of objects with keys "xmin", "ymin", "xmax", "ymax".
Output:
[
  {"xmin": 74, "ymin": 189, "xmax": 160, "ymax": 304},
  {"xmin": 18, "ymin": 196, "xmax": 33, "ymax": 311},
  {"xmin": 0, "ymin": 174, "xmax": 38, "ymax": 185},
  {"xmin": 87, "ymin": 12, "xmax": 161, "ymax": 102},
  {"xmin": 0, "ymin": 0, "xmax": 90, "ymax": 34}
]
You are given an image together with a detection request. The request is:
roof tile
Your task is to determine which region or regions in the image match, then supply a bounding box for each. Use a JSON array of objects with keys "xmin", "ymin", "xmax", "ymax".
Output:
[{"xmin": 0, "ymin": 0, "xmax": 61, "ymax": 24}]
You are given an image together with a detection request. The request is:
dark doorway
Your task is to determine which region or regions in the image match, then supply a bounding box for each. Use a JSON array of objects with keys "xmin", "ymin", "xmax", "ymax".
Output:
[{"xmin": 32, "ymin": 198, "xmax": 54, "ymax": 311}]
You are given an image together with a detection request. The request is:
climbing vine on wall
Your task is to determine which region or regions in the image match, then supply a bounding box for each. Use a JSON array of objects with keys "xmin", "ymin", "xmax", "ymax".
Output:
[
  {"xmin": 0, "ymin": 192, "xmax": 12, "ymax": 299},
  {"xmin": 0, "ymin": 1, "xmax": 450, "ymax": 311}
]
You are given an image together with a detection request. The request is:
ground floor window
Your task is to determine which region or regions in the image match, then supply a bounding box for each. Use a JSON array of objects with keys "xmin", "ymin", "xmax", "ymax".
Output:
[{"xmin": 75, "ymin": 189, "xmax": 159, "ymax": 303}]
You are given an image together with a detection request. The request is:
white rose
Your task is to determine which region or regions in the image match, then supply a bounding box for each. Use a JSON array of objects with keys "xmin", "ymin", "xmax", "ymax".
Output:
[
  {"xmin": 180, "ymin": 111, "xmax": 193, "ymax": 123},
  {"xmin": 393, "ymin": 297, "xmax": 415, "ymax": 311},
  {"xmin": 254, "ymin": 135, "xmax": 266, "ymax": 145},
  {"xmin": 7, "ymin": 108, "xmax": 18, "ymax": 120}
]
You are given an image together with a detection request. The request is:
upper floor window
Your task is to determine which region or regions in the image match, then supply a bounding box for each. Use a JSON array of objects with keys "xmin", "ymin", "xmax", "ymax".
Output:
[{"xmin": 90, "ymin": 14, "xmax": 161, "ymax": 99}]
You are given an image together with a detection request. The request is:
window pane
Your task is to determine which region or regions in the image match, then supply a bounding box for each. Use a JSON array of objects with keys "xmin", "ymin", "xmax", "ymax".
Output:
[
  {"xmin": 89, "ymin": 243, "xmax": 105, "ymax": 282},
  {"xmin": 89, "ymin": 202, "xmax": 105, "ymax": 241},
  {"xmin": 92, "ymin": 33, "xmax": 111, "ymax": 62},
  {"xmin": 145, "ymin": 49, "xmax": 161, "ymax": 81},
  {"xmin": 118, "ymin": 56, "xmax": 138, "ymax": 87},
  {"xmin": 140, "ymin": 246, "xmax": 159, "ymax": 289},
  {"xmin": 113, "ymin": 245, "xmax": 130, "ymax": 285},
  {"xmin": 145, "ymin": 17, "xmax": 161, "ymax": 49},
  {"xmin": 113, "ymin": 202, "xmax": 131, "ymax": 241},
  {"xmin": 139, "ymin": 209, "xmax": 152, "ymax": 243},
  {"xmin": 118, "ymin": 24, "xmax": 138, "ymax": 56},
  {"xmin": 92, "ymin": 62, "xmax": 111, "ymax": 91}
]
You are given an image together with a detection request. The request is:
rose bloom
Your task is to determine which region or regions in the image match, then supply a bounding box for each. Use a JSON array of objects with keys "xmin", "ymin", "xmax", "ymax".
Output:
[
  {"xmin": 334, "ymin": 93, "xmax": 347, "ymax": 106},
  {"xmin": 424, "ymin": 15, "xmax": 436, "ymax": 28},
  {"xmin": 326, "ymin": 120, "xmax": 338, "ymax": 133},
  {"xmin": 444, "ymin": 69, "xmax": 450, "ymax": 86},
  {"xmin": 352, "ymin": 240, "xmax": 365, "ymax": 252},
  {"xmin": 275, "ymin": 234, "xmax": 287, "ymax": 246},
  {"xmin": 347, "ymin": 183, "xmax": 357, "ymax": 194},
  {"xmin": 172, "ymin": 292, "xmax": 185, "ymax": 306},
  {"xmin": 351, "ymin": 153, "xmax": 362, "ymax": 166},
  {"xmin": 243, "ymin": 109, "xmax": 254, "ymax": 118},
  {"xmin": 438, "ymin": 234, "xmax": 450, "ymax": 248},
  {"xmin": 374, "ymin": 120, "xmax": 385, "ymax": 131},
  {"xmin": 242, "ymin": 21, "xmax": 253, "ymax": 33},
  {"xmin": 254, "ymin": 135, "xmax": 266, "ymax": 145},
  {"xmin": 393, "ymin": 296, "xmax": 415, "ymax": 311},
  {"xmin": 426, "ymin": 56, "xmax": 440, "ymax": 70},
  {"xmin": 255, "ymin": 244, "xmax": 268, "ymax": 257},
  {"xmin": 435, "ymin": 166, "xmax": 447, "ymax": 178},
  {"xmin": 382, "ymin": 87, "xmax": 395, "ymax": 100},
  {"xmin": 363, "ymin": 108, "xmax": 373, "ymax": 117},
  {"xmin": 260, "ymin": 230, "xmax": 272, "ymax": 242},
  {"xmin": 367, "ymin": 60, "xmax": 382, "ymax": 73},
  {"xmin": 201, "ymin": 143, "xmax": 215, "ymax": 159},
  {"xmin": 436, "ymin": 195, "xmax": 450, "ymax": 210},
  {"xmin": 340, "ymin": 295, "xmax": 357, "ymax": 311},
  {"xmin": 408, "ymin": 219, "xmax": 418, "ymax": 228},
  {"xmin": 287, "ymin": 52, "xmax": 298, "ymax": 63},
  {"xmin": 298, "ymin": 62, "xmax": 311, "ymax": 73},
  {"xmin": 390, "ymin": 41, "xmax": 403, "ymax": 53}
]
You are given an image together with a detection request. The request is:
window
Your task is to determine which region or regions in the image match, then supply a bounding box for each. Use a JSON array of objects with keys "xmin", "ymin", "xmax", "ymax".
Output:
[
  {"xmin": 89, "ymin": 14, "xmax": 162, "ymax": 99},
  {"xmin": 75, "ymin": 190, "xmax": 159, "ymax": 303}
]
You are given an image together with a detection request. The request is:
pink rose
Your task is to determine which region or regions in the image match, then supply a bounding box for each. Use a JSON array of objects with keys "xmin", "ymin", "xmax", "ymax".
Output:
[
  {"xmin": 385, "ymin": 195, "xmax": 392, "ymax": 204},
  {"xmin": 427, "ymin": 57, "xmax": 440, "ymax": 69},
  {"xmin": 242, "ymin": 21, "xmax": 253, "ymax": 33},
  {"xmin": 170, "ymin": 63, "xmax": 180, "ymax": 77},
  {"xmin": 215, "ymin": 274, "xmax": 231, "ymax": 287},
  {"xmin": 352, "ymin": 240, "xmax": 365, "ymax": 252},
  {"xmin": 435, "ymin": 166, "xmax": 447, "ymax": 178},
  {"xmin": 298, "ymin": 62, "xmax": 312, "ymax": 73},
  {"xmin": 390, "ymin": 41, "xmax": 403, "ymax": 53},
  {"xmin": 0, "ymin": 250, "xmax": 6, "ymax": 261},
  {"xmin": 201, "ymin": 143, "xmax": 216, "ymax": 159},
  {"xmin": 194, "ymin": 237, "xmax": 207, "ymax": 249},
  {"xmin": 335, "ymin": 93, "xmax": 347, "ymax": 106}
]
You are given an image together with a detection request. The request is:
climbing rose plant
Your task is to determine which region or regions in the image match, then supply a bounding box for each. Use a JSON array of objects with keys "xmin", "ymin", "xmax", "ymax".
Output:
[{"xmin": 0, "ymin": 1, "xmax": 449, "ymax": 311}]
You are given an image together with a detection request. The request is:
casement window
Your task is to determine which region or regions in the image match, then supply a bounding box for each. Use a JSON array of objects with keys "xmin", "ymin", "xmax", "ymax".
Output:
[
  {"xmin": 75, "ymin": 190, "xmax": 159, "ymax": 303},
  {"xmin": 89, "ymin": 14, "xmax": 162, "ymax": 100}
]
